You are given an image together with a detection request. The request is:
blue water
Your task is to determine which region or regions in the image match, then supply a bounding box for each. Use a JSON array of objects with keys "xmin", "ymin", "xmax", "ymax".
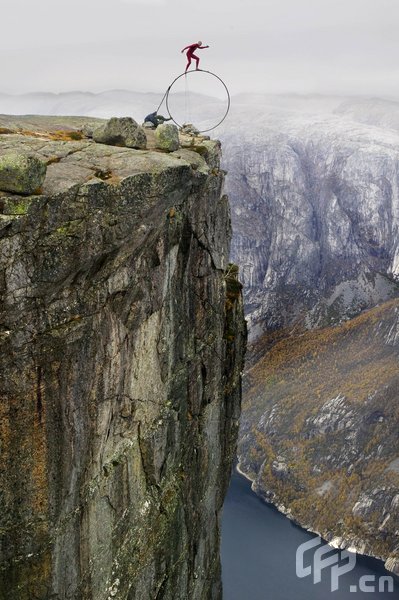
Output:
[{"xmin": 221, "ymin": 470, "xmax": 399, "ymax": 599}]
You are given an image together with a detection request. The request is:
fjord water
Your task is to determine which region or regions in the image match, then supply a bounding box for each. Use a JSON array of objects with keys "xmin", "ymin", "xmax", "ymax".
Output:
[{"xmin": 221, "ymin": 471, "xmax": 399, "ymax": 599}]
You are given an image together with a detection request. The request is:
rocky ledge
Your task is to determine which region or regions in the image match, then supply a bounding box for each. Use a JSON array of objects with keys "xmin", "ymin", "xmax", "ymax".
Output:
[{"xmin": 0, "ymin": 116, "xmax": 246, "ymax": 599}]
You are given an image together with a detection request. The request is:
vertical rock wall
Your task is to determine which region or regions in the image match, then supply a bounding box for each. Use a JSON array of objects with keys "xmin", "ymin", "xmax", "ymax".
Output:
[{"xmin": 0, "ymin": 125, "xmax": 246, "ymax": 599}]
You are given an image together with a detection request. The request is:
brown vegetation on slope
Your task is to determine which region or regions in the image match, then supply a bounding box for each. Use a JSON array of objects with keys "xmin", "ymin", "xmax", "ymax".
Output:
[{"xmin": 239, "ymin": 298, "xmax": 399, "ymax": 561}]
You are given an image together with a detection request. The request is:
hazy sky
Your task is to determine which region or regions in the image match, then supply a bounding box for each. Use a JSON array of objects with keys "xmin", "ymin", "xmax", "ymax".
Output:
[{"xmin": 2, "ymin": 0, "xmax": 399, "ymax": 96}]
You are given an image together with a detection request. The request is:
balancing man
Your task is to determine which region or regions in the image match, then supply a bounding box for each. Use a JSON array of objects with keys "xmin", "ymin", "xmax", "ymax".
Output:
[{"xmin": 181, "ymin": 41, "xmax": 210, "ymax": 72}]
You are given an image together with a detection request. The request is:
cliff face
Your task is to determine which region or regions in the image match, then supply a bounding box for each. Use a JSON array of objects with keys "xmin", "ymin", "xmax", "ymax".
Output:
[
  {"xmin": 0, "ymin": 117, "xmax": 246, "ymax": 599},
  {"xmin": 218, "ymin": 100, "xmax": 399, "ymax": 574},
  {"xmin": 222, "ymin": 111, "xmax": 399, "ymax": 336}
]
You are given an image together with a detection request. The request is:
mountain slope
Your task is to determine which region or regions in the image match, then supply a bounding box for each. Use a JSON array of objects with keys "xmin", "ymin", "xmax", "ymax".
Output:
[
  {"xmin": 238, "ymin": 299, "xmax": 399, "ymax": 572},
  {"xmin": 221, "ymin": 107, "xmax": 399, "ymax": 336}
]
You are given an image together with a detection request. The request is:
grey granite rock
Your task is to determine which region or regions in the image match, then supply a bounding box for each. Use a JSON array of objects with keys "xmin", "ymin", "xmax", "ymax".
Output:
[
  {"xmin": 93, "ymin": 116, "xmax": 147, "ymax": 149},
  {"xmin": 181, "ymin": 124, "xmax": 200, "ymax": 136},
  {"xmin": 0, "ymin": 116, "xmax": 246, "ymax": 600},
  {"xmin": 154, "ymin": 123, "xmax": 180, "ymax": 152},
  {"xmin": 0, "ymin": 153, "xmax": 47, "ymax": 195},
  {"xmin": 221, "ymin": 113, "xmax": 399, "ymax": 336}
]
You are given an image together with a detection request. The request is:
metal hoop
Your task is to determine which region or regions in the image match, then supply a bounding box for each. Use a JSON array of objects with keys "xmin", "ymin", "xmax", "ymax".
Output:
[{"xmin": 165, "ymin": 69, "xmax": 231, "ymax": 133}]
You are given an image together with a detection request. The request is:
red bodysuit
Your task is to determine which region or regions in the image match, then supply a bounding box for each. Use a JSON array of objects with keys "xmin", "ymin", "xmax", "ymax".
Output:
[{"xmin": 182, "ymin": 43, "xmax": 208, "ymax": 72}]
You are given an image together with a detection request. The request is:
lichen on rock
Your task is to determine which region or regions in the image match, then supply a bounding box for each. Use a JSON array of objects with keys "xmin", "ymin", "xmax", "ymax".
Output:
[
  {"xmin": 154, "ymin": 123, "xmax": 180, "ymax": 152},
  {"xmin": 0, "ymin": 115, "xmax": 246, "ymax": 600},
  {"xmin": 0, "ymin": 153, "xmax": 47, "ymax": 195},
  {"xmin": 93, "ymin": 116, "xmax": 147, "ymax": 149}
]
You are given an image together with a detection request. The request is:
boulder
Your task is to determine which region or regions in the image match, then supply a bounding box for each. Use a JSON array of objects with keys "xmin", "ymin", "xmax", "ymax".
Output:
[
  {"xmin": 82, "ymin": 123, "xmax": 96, "ymax": 138},
  {"xmin": 0, "ymin": 153, "xmax": 47, "ymax": 195},
  {"xmin": 154, "ymin": 123, "xmax": 179, "ymax": 152},
  {"xmin": 181, "ymin": 123, "xmax": 200, "ymax": 135},
  {"xmin": 93, "ymin": 117, "xmax": 147, "ymax": 149}
]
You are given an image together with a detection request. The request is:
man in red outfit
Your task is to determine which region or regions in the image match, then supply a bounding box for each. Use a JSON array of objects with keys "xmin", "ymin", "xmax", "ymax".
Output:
[{"xmin": 181, "ymin": 41, "xmax": 210, "ymax": 72}]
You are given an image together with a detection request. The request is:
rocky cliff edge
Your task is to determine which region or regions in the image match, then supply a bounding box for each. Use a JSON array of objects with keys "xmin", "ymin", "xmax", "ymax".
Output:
[{"xmin": 0, "ymin": 116, "xmax": 246, "ymax": 600}]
